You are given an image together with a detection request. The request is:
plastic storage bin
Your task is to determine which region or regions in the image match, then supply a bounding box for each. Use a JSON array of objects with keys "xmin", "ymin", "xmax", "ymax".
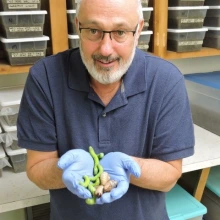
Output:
[
  {"xmin": 203, "ymin": 27, "xmax": 220, "ymax": 49},
  {"xmin": 68, "ymin": 34, "xmax": 79, "ymax": 48},
  {"xmin": 204, "ymin": 6, "xmax": 220, "ymax": 27},
  {"xmin": 166, "ymin": 184, "xmax": 207, "ymax": 220},
  {"xmin": 137, "ymin": 30, "xmax": 153, "ymax": 51},
  {"xmin": 0, "ymin": 117, "xmax": 17, "ymax": 133},
  {"xmin": 0, "ymin": 10, "xmax": 47, "ymax": 39},
  {"xmin": 66, "ymin": 0, "xmax": 77, "ymax": 9},
  {"xmin": 168, "ymin": 0, "xmax": 205, "ymax": 6},
  {"xmin": 141, "ymin": 0, "xmax": 149, "ymax": 7},
  {"xmin": 167, "ymin": 28, "xmax": 207, "ymax": 52},
  {"xmin": 0, "ymin": 0, "xmax": 42, "ymax": 11},
  {"xmin": 184, "ymin": 71, "xmax": 220, "ymax": 136},
  {"xmin": 0, "ymin": 36, "xmax": 49, "ymax": 66},
  {"xmin": 204, "ymin": 0, "xmax": 220, "ymax": 6},
  {"xmin": 67, "ymin": 9, "xmax": 77, "ymax": 34},
  {"xmin": 142, "ymin": 8, "xmax": 153, "ymax": 31},
  {"xmin": 0, "ymin": 117, "xmax": 21, "ymax": 150},
  {"xmin": 168, "ymin": 6, "xmax": 208, "ymax": 29},
  {"xmin": 4, "ymin": 146, "xmax": 27, "ymax": 173},
  {"xmin": 0, "ymin": 144, "xmax": 6, "ymax": 177},
  {"xmin": 0, "ymin": 86, "xmax": 23, "ymax": 126},
  {"xmin": 202, "ymin": 166, "xmax": 220, "ymax": 220}
]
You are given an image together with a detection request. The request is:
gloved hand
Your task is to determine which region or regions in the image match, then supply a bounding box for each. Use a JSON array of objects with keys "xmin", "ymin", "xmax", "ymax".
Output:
[
  {"xmin": 96, "ymin": 152, "xmax": 141, "ymax": 204},
  {"xmin": 57, "ymin": 149, "xmax": 94, "ymax": 199}
]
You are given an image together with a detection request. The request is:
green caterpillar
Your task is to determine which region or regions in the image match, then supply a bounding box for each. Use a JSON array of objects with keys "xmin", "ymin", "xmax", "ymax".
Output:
[{"xmin": 79, "ymin": 146, "xmax": 104, "ymax": 205}]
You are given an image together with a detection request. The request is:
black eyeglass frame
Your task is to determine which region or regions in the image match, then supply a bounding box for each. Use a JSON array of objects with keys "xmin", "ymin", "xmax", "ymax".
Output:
[{"xmin": 78, "ymin": 23, "xmax": 139, "ymax": 41}]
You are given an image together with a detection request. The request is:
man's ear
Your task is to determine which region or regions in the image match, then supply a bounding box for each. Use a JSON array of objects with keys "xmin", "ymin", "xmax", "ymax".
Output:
[
  {"xmin": 137, "ymin": 19, "xmax": 144, "ymax": 37},
  {"xmin": 75, "ymin": 17, "xmax": 80, "ymax": 35},
  {"xmin": 135, "ymin": 20, "xmax": 144, "ymax": 46}
]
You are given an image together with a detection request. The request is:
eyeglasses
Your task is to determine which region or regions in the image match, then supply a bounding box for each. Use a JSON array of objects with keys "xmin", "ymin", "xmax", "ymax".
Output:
[{"xmin": 79, "ymin": 23, "xmax": 138, "ymax": 43}]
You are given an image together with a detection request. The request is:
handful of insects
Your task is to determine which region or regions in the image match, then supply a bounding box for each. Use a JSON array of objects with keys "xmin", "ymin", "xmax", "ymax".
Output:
[{"xmin": 79, "ymin": 146, "xmax": 118, "ymax": 205}]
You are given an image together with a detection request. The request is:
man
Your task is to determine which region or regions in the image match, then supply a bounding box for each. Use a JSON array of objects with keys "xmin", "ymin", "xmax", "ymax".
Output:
[{"xmin": 17, "ymin": 0, "xmax": 194, "ymax": 219}]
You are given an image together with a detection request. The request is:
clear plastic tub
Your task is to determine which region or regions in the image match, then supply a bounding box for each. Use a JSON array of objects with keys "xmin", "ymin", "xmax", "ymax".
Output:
[
  {"xmin": 137, "ymin": 30, "xmax": 153, "ymax": 51},
  {"xmin": 203, "ymin": 27, "xmax": 220, "ymax": 49},
  {"xmin": 204, "ymin": 0, "xmax": 220, "ymax": 6},
  {"xmin": 141, "ymin": 0, "xmax": 149, "ymax": 7},
  {"xmin": 0, "ymin": 36, "xmax": 49, "ymax": 66},
  {"xmin": 168, "ymin": 6, "xmax": 209, "ymax": 29},
  {"xmin": 166, "ymin": 184, "xmax": 207, "ymax": 220},
  {"xmin": 67, "ymin": 9, "xmax": 77, "ymax": 35},
  {"xmin": 168, "ymin": 0, "xmax": 205, "ymax": 6},
  {"xmin": 167, "ymin": 28, "xmax": 208, "ymax": 52},
  {"xmin": 142, "ymin": 8, "xmax": 153, "ymax": 31},
  {"xmin": 4, "ymin": 146, "xmax": 27, "ymax": 173},
  {"xmin": 0, "ymin": 145, "xmax": 6, "ymax": 177},
  {"xmin": 204, "ymin": 6, "xmax": 220, "ymax": 27},
  {"xmin": 0, "ymin": 116, "xmax": 17, "ymax": 133},
  {"xmin": 0, "ymin": 10, "xmax": 47, "ymax": 39},
  {"xmin": 0, "ymin": 144, "xmax": 11, "ymax": 177},
  {"xmin": 0, "ymin": 0, "xmax": 42, "ymax": 11},
  {"xmin": 66, "ymin": 0, "xmax": 77, "ymax": 10},
  {"xmin": 0, "ymin": 118, "xmax": 20, "ymax": 150},
  {"xmin": 68, "ymin": 34, "xmax": 79, "ymax": 49},
  {"xmin": 184, "ymin": 71, "xmax": 220, "ymax": 136},
  {"xmin": 0, "ymin": 86, "xmax": 23, "ymax": 126}
]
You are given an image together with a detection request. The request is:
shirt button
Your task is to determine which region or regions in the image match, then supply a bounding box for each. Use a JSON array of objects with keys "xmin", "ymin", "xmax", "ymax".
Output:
[{"xmin": 102, "ymin": 113, "xmax": 106, "ymax": 117}]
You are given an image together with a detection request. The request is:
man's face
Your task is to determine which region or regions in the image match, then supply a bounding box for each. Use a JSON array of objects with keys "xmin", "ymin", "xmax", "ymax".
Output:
[{"xmin": 76, "ymin": 0, "xmax": 143, "ymax": 85}]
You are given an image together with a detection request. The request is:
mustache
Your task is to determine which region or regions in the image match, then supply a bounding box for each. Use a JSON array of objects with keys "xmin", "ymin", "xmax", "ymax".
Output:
[{"xmin": 92, "ymin": 54, "xmax": 120, "ymax": 63}]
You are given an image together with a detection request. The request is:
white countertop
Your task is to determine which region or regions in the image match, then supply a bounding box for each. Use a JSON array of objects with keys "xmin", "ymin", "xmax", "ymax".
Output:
[
  {"xmin": 0, "ymin": 124, "xmax": 220, "ymax": 213},
  {"xmin": 0, "ymin": 168, "xmax": 49, "ymax": 213},
  {"xmin": 183, "ymin": 125, "xmax": 220, "ymax": 173}
]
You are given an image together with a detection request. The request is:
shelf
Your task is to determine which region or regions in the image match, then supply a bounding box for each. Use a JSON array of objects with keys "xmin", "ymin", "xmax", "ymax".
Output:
[
  {"xmin": 165, "ymin": 48, "xmax": 220, "ymax": 60},
  {"xmin": 0, "ymin": 60, "xmax": 31, "ymax": 75}
]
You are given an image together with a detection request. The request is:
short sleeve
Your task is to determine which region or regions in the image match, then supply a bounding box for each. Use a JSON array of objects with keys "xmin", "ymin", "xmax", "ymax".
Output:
[
  {"xmin": 17, "ymin": 61, "xmax": 57, "ymax": 151},
  {"xmin": 152, "ymin": 75, "xmax": 195, "ymax": 161}
]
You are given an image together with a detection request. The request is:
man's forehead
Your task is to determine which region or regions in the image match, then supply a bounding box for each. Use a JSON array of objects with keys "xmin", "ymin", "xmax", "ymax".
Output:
[
  {"xmin": 80, "ymin": 0, "xmax": 138, "ymax": 9},
  {"xmin": 78, "ymin": 0, "xmax": 139, "ymax": 23}
]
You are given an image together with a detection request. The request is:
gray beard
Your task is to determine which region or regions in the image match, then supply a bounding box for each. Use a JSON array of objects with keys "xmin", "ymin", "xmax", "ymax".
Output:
[{"xmin": 79, "ymin": 43, "xmax": 136, "ymax": 85}]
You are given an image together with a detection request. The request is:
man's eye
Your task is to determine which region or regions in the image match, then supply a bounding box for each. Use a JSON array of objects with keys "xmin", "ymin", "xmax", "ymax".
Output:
[
  {"xmin": 116, "ymin": 31, "xmax": 126, "ymax": 36},
  {"xmin": 90, "ymin": 29, "xmax": 98, "ymax": 34}
]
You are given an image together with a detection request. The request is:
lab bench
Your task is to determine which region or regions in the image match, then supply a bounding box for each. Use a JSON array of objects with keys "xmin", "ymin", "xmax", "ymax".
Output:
[{"xmin": 0, "ymin": 124, "xmax": 220, "ymax": 214}]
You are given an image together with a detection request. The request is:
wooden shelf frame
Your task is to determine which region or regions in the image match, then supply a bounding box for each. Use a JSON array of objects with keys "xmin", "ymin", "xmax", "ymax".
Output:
[
  {"xmin": 153, "ymin": 0, "xmax": 220, "ymax": 59},
  {"xmin": 0, "ymin": 0, "xmax": 220, "ymax": 75},
  {"xmin": 0, "ymin": 0, "xmax": 68, "ymax": 75},
  {"xmin": 0, "ymin": 61, "xmax": 32, "ymax": 75}
]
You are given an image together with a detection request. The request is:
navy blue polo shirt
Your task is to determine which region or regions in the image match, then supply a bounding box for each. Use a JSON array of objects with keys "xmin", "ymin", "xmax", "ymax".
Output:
[{"xmin": 17, "ymin": 48, "xmax": 194, "ymax": 220}]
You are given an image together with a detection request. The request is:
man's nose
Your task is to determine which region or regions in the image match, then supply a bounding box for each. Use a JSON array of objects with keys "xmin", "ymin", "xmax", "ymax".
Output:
[{"xmin": 98, "ymin": 32, "xmax": 114, "ymax": 56}]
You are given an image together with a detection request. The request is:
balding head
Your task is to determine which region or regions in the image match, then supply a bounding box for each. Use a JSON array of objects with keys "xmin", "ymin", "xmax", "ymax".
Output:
[{"xmin": 76, "ymin": 0, "xmax": 143, "ymax": 21}]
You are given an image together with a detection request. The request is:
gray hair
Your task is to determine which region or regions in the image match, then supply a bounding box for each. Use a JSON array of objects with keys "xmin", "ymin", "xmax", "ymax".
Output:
[{"xmin": 75, "ymin": 0, "xmax": 143, "ymax": 21}]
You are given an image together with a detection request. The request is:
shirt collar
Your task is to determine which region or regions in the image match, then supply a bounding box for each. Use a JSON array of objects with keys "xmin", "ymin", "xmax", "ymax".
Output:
[
  {"xmin": 68, "ymin": 48, "xmax": 147, "ymax": 96},
  {"xmin": 68, "ymin": 49, "xmax": 90, "ymax": 92},
  {"xmin": 123, "ymin": 48, "xmax": 147, "ymax": 97}
]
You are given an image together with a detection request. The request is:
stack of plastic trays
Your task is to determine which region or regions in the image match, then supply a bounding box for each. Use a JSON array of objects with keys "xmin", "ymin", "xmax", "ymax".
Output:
[
  {"xmin": 66, "ymin": 9, "xmax": 79, "ymax": 49},
  {"xmin": 137, "ymin": 7, "xmax": 154, "ymax": 52},
  {"xmin": 0, "ymin": 86, "xmax": 27, "ymax": 173},
  {"xmin": 0, "ymin": 0, "xmax": 49, "ymax": 65},
  {"xmin": 167, "ymin": 1, "xmax": 209, "ymax": 52},
  {"xmin": 66, "ymin": 0, "xmax": 78, "ymax": 48},
  {"xmin": 203, "ymin": 1, "xmax": 220, "ymax": 49}
]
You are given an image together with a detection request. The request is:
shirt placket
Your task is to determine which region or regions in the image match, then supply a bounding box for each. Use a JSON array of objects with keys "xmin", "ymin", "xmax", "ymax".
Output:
[{"xmin": 98, "ymin": 111, "xmax": 111, "ymax": 148}]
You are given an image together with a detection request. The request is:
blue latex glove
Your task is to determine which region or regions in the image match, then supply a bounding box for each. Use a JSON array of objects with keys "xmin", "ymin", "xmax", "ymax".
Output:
[
  {"xmin": 57, "ymin": 149, "xmax": 94, "ymax": 199},
  {"xmin": 96, "ymin": 152, "xmax": 141, "ymax": 204}
]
